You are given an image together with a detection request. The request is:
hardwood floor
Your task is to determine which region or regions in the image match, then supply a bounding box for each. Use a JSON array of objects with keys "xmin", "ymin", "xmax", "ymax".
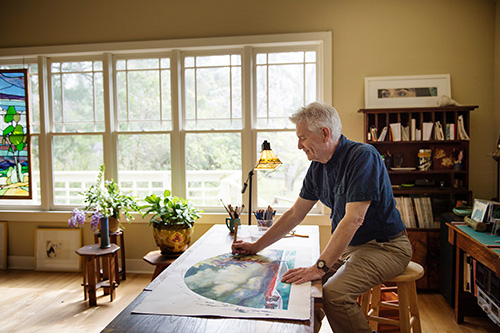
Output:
[{"xmin": 1, "ymin": 269, "xmax": 499, "ymax": 333}]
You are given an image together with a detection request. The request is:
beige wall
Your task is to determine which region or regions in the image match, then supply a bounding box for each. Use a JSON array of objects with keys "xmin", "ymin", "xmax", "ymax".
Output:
[{"xmin": 0, "ymin": 0, "xmax": 498, "ymax": 270}]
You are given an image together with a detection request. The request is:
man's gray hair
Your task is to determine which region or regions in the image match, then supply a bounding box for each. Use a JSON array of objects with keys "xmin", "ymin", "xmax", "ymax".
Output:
[{"xmin": 289, "ymin": 102, "xmax": 342, "ymax": 141}]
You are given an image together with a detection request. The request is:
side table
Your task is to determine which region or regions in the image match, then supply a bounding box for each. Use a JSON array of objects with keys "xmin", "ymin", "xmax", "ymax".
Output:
[
  {"xmin": 94, "ymin": 229, "xmax": 126, "ymax": 281},
  {"xmin": 76, "ymin": 243, "xmax": 120, "ymax": 306},
  {"xmin": 143, "ymin": 250, "xmax": 180, "ymax": 281}
]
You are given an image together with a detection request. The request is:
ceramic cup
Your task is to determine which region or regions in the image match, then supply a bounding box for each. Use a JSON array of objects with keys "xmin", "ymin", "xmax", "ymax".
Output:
[{"xmin": 225, "ymin": 217, "xmax": 241, "ymax": 233}]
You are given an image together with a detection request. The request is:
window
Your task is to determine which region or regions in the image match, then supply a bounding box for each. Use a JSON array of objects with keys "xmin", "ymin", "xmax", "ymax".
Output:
[
  {"xmin": 0, "ymin": 32, "xmax": 331, "ymax": 214},
  {"xmin": 115, "ymin": 56, "xmax": 173, "ymax": 198},
  {"xmin": 0, "ymin": 62, "xmax": 41, "ymax": 206}
]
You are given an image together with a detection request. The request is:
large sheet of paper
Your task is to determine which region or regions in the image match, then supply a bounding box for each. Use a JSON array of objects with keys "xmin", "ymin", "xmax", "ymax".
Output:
[{"xmin": 133, "ymin": 226, "xmax": 315, "ymax": 320}]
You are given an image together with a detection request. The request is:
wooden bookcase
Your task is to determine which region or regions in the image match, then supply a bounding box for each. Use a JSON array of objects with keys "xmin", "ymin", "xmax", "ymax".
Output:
[{"xmin": 359, "ymin": 105, "xmax": 477, "ymax": 289}]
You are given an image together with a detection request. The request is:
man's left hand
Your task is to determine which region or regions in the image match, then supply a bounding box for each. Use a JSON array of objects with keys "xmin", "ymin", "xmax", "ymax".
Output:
[{"xmin": 281, "ymin": 266, "xmax": 324, "ymax": 285}]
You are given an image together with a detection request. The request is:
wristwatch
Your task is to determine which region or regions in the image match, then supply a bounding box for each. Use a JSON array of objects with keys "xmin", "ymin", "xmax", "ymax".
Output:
[{"xmin": 316, "ymin": 259, "xmax": 330, "ymax": 273}]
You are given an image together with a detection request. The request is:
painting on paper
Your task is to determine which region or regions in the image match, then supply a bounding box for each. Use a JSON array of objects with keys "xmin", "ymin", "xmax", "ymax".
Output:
[
  {"xmin": 184, "ymin": 249, "xmax": 295, "ymax": 310},
  {"xmin": 0, "ymin": 69, "xmax": 31, "ymax": 198}
]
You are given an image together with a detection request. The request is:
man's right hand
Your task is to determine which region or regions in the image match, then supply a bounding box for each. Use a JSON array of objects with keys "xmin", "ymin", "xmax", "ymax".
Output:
[{"xmin": 231, "ymin": 240, "xmax": 258, "ymax": 255}]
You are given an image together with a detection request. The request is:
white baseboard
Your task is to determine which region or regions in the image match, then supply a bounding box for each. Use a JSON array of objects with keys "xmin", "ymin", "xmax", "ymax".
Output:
[{"xmin": 8, "ymin": 256, "xmax": 155, "ymax": 274}]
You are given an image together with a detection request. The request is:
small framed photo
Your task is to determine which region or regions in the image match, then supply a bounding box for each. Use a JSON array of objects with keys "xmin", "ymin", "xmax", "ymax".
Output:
[
  {"xmin": 0, "ymin": 222, "xmax": 7, "ymax": 270},
  {"xmin": 364, "ymin": 74, "xmax": 451, "ymax": 108},
  {"xmin": 471, "ymin": 199, "xmax": 489, "ymax": 223},
  {"xmin": 35, "ymin": 228, "xmax": 82, "ymax": 272},
  {"xmin": 492, "ymin": 219, "xmax": 500, "ymax": 236}
]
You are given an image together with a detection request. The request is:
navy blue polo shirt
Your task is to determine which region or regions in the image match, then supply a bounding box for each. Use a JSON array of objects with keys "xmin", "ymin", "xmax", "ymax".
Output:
[{"xmin": 299, "ymin": 135, "xmax": 405, "ymax": 245}]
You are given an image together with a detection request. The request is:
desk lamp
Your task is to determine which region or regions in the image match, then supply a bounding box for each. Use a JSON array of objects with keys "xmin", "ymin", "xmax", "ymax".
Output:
[{"xmin": 241, "ymin": 140, "xmax": 282, "ymax": 225}]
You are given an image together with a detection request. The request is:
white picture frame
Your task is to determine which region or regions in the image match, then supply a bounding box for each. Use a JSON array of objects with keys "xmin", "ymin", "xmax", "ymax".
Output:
[
  {"xmin": 35, "ymin": 228, "xmax": 82, "ymax": 272},
  {"xmin": 364, "ymin": 74, "xmax": 451, "ymax": 108},
  {"xmin": 0, "ymin": 222, "xmax": 7, "ymax": 270}
]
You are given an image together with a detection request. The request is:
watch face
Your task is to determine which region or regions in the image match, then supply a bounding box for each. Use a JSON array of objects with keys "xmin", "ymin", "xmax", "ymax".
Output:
[{"xmin": 317, "ymin": 260, "xmax": 325, "ymax": 269}]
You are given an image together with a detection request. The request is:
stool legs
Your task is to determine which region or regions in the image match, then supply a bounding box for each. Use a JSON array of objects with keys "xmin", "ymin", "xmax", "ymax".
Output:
[
  {"xmin": 361, "ymin": 281, "xmax": 422, "ymax": 333},
  {"xmin": 408, "ymin": 281, "xmax": 422, "ymax": 333},
  {"xmin": 85, "ymin": 256, "xmax": 97, "ymax": 306}
]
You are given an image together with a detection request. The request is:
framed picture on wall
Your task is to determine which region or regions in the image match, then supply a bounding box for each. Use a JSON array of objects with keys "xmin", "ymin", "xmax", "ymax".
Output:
[
  {"xmin": 0, "ymin": 222, "xmax": 7, "ymax": 270},
  {"xmin": 35, "ymin": 228, "xmax": 82, "ymax": 272},
  {"xmin": 364, "ymin": 74, "xmax": 451, "ymax": 108}
]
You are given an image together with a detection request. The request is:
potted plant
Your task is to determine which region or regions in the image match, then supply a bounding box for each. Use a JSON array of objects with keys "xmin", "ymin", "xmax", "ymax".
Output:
[
  {"xmin": 68, "ymin": 164, "xmax": 140, "ymax": 233},
  {"xmin": 141, "ymin": 189, "xmax": 202, "ymax": 255}
]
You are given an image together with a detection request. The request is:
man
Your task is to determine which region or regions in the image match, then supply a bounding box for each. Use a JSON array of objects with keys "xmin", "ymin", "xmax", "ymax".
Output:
[{"xmin": 232, "ymin": 101, "xmax": 412, "ymax": 333}]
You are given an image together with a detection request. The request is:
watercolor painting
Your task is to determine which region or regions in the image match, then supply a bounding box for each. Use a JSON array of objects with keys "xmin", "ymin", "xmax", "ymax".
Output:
[{"xmin": 184, "ymin": 249, "xmax": 295, "ymax": 310}]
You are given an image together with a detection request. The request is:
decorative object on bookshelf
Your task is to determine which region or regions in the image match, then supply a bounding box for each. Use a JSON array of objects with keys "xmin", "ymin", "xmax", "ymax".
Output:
[
  {"xmin": 437, "ymin": 95, "xmax": 461, "ymax": 107},
  {"xmin": 432, "ymin": 145, "xmax": 458, "ymax": 170},
  {"xmin": 364, "ymin": 74, "xmax": 451, "ymax": 108},
  {"xmin": 418, "ymin": 149, "xmax": 432, "ymax": 171}
]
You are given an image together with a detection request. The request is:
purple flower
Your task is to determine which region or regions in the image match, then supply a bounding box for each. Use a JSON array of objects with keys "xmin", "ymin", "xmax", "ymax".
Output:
[
  {"xmin": 68, "ymin": 208, "xmax": 86, "ymax": 228},
  {"xmin": 90, "ymin": 211, "xmax": 103, "ymax": 232}
]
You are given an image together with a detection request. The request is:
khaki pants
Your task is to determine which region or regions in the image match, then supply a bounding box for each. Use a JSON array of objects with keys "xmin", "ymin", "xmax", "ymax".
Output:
[{"xmin": 315, "ymin": 235, "xmax": 412, "ymax": 333}]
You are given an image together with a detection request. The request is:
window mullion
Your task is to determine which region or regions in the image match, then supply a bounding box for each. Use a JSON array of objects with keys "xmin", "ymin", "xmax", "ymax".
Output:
[
  {"xmin": 102, "ymin": 53, "xmax": 117, "ymax": 180},
  {"xmin": 37, "ymin": 56, "xmax": 52, "ymax": 210},
  {"xmin": 170, "ymin": 49, "xmax": 185, "ymax": 198}
]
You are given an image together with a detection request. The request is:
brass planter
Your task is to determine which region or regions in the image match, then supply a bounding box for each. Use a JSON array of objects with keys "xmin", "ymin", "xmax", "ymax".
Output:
[{"xmin": 152, "ymin": 223, "xmax": 194, "ymax": 255}]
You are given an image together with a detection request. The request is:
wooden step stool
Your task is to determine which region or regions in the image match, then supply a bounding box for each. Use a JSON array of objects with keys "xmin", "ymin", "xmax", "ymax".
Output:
[
  {"xmin": 359, "ymin": 261, "xmax": 425, "ymax": 333},
  {"xmin": 76, "ymin": 243, "xmax": 120, "ymax": 306}
]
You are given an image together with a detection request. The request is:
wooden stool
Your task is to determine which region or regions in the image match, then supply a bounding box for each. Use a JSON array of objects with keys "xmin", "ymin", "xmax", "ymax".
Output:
[
  {"xmin": 94, "ymin": 229, "xmax": 126, "ymax": 281},
  {"xmin": 143, "ymin": 250, "xmax": 180, "ymax": 281},
  {"xmin": 76, "ymin": 244, "xmax": 120, "ymax": 306},
  {"xmin": 360, "ymin": 261, "xmax": 425, "ymax": 333}
]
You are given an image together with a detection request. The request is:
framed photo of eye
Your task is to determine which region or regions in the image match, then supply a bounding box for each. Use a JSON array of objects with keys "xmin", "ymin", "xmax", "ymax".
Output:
[{"xmin": 364, "ymin": 74, "xmax": 451, "ymax": 108}]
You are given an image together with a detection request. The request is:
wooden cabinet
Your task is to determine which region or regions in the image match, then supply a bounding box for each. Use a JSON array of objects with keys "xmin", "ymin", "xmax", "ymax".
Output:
[{"xmin": 359, "ymin": 106, "xmax": 477, "ymax": 289}]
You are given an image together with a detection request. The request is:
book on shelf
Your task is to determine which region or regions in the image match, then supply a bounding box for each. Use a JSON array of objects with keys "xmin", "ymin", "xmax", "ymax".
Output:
[
  {"xmin": 378, "ymin": 126, "xmax": 388, "ymax": 142},
  {"xmin": 395, "ymin": 196, "xmax": 417, "ymax": 228},
  {"xmin": 401, "ymin": 126, "xmax": 410, "ymax": 141},
  {"xmin": 368, "ymin": 126, "xmax": 378, "ymax": 141},
  {"xmin": 413, "ymin": 197, "xmax": 435, "ymax": 228},
  {"xmin": 422, "ymin": 122, "xmax": 434, "ymax": 141},
  {"xmin": 434, "ymin": 121, "xmax": 445, "ymax": 140},
  {"xmin": 457, "ymin": 115, "xmax": 470, "ymax": 140},
  {"xmin": 390, "ymin": 123, "xmax": 401, "ymax": 141},
  {"xmin": 410, "ymin": 118, "xmax": 416, "ymax": 141},
  {"xmin": 446, "ymin": 123, "xmax": 455, "ymax": 140}
]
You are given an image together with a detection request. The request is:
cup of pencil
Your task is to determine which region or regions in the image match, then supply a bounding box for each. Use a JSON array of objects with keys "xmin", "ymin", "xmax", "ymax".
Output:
[
  {"xmin": 221, "ymin": 200, "xmax": 243, "ymax": 234},
  {"xmin": 254, "ymin": 206, "xmax": 276, "ymax": 232}
]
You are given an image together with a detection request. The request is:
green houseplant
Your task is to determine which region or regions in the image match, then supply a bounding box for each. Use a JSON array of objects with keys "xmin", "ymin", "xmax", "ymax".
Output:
[
  {"xmin": 141, "ymin": 189, "xmax": 202, "ymax": 255},
  {"xmin": 68, "ymin": 164, "xmax": 140, "ymax": 233}
]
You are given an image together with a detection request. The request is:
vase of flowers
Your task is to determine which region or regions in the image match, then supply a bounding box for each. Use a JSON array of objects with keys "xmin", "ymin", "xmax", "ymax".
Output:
[
  {"xmin": 68, "ymin": 164, "xmax": 140, "ymax": 236},
  {"xmin": 141, "ymin": 190, "xmax": 202, "ymax": 255}
]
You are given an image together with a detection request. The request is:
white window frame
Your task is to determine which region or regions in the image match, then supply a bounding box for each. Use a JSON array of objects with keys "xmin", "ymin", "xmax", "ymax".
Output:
[{"xmin": 0, "ymin": 32, "xmax": 332, "ymax": 214}]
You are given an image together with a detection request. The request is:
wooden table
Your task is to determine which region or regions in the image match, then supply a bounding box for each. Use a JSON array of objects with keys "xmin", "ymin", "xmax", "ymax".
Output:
[
  {"xmin": 103, "ymin": 225, "xmax": 322, "ymax": 333},
  {"xmin": 446, "ymin": 222, "xmax": 500, "ymax": 323}
]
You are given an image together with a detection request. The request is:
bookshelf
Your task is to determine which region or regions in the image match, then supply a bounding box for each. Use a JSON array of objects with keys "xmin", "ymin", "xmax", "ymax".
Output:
[{"xmin": 359, "ymin": 105, "xmax": 477, "ymax": 289}]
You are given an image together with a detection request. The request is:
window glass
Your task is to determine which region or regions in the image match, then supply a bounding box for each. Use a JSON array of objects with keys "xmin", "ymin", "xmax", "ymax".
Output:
[
  {"xmin": 185, "ymin": 133, "xmax": 241, "ymax": 206},
  {"xmin": 117, "ymin": 133, "xmax": 171, "ymax": 199},
  {"xmin": 256, "ymin": 132, "xmax": 312, "ymax": 210},
  {"xmin": 184, "ymin": 54, "xmax": 242, "ymax": 130},
  {"xmin": 51, "ymin": 60, "xmax": 104, "ymax": 132},
  {"xmin": 52, "ymin": 135, "xmax": 103, "ymax": 205},
  {"xmin": 256, "ymin": 50, "xmax": 317, "ymax": 129},
  {"xmin": 116, "ymin": 57, "xmax": 172, "ymax": 131}
]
